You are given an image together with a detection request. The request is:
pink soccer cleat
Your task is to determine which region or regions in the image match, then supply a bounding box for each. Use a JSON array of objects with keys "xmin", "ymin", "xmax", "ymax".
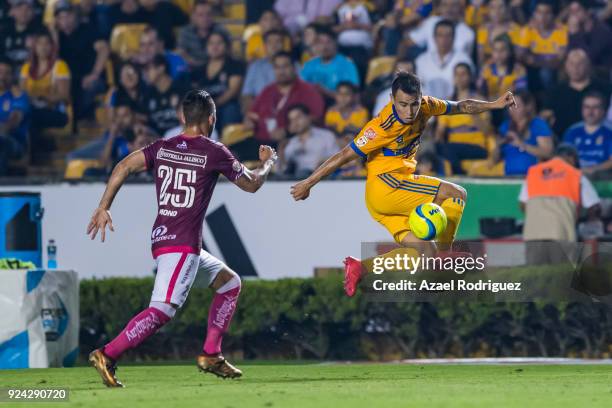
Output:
[{"xmin": 343, "ymin": 256, "xmax": 365, "ymax": 297}]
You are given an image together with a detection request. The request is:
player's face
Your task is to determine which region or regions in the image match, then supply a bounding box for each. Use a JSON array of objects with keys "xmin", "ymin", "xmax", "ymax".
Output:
[
  {"xmin": 265, "ymin": 34, "xmax": 284, "ymax": 57},
  {"xmin": 535, "ymin": 5, "xmax": 554, "ymax": 28},
  {"xmin": 392, "ymin": 89, "xmax": 421, "ymax": 123},
  {"xmin": 492, "ymin": 40, "xmax": 510, "ymax": 65},
  {"xmin": 582, "ymin": 97, "xmax": 605, "ymax": 126},
  {"xmin": 273, "ymin": 56, "xmax": 295, "ymax": 84}
]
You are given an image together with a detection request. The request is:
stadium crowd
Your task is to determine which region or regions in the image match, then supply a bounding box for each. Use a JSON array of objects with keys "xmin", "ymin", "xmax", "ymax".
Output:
[{"xmin": 0, "ymin": 0, "xmax": 611, "ymax": 179}]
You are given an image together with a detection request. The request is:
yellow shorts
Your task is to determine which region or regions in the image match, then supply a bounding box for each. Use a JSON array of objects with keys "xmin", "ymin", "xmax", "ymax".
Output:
[{"xmin": 365, "ymin": 171, "xmax": 442, "ymax": 243}]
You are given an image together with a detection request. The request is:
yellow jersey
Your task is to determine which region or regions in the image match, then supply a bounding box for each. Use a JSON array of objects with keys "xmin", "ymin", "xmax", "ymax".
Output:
[
  {"xmin": 517, "ymin": 24, "xmax": 567, "ymax": 63},
  {"xmin": 20, "ymin": 59, "xmax": 70, "ymax": 100},
  {"xmin": 479, "ymin": 62, "xmax": 528, "ymax": 99},
  {"xmin": 476, "ymin": 22, "xmax": 522, "ymax": 60},
  {"xmin": 325, "ymin": 106, "xmax": 369, "ymax": 134},
  {"xmin": 351, "ymin": 96, "xmax": 449, "ymax": 176}
]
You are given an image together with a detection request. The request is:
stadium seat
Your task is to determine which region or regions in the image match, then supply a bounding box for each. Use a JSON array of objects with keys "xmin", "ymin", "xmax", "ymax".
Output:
[
  {"xmin": 64, "ymin": 159, "xmax": 102, "ymax": 179},
  {"xmin": 466, "ymin": 160, "xmax": 505, "ymax": 177},
  {"xmin": 221, "ymin": 124, "xmax": 253, "ymax": 146},
  {"xmin": 365, "ymin": 56, "xmax": 397, "ymax": 85},
  {"xmin": 173, "ymin": 0, "xmax": 194, "ymax": 15},
  {"xmin": 225, "ymin": 3, "xmax": 246, "ymax": 20},
  {"xmin": 110, "ymin": 24, "xmax": 147, "ymax": 60},
  {"xmin": 460, "ymin": 136, "xmax": 497, "ymax": 174}
]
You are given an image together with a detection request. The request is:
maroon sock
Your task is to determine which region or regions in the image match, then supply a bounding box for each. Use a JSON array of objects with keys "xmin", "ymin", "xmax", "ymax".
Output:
[
  {"xmin": 103, "ymin": 306, "xmax": 171, "ymax": 361},
  {"xmin": 203, "ymin": 286, "xmax": 240, "ymax": 356}
]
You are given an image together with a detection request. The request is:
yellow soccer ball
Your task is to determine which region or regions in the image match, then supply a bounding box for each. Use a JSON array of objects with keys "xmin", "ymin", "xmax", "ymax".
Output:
[{"xmin": 408, "ymin": 203, "xmax": 448, "ymax": 240}]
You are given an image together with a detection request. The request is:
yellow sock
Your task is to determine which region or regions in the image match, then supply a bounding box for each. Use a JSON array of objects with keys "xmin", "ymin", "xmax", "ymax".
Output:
[{"xmin": 437, "ymin": 197, "xmax": 465, "ymax": 251}]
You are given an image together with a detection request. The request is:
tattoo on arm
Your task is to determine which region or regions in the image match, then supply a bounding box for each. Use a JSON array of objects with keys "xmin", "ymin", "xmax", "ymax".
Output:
[{"xmin": 449, "ymin": 99, "xmax": 493, "ymax": 115}]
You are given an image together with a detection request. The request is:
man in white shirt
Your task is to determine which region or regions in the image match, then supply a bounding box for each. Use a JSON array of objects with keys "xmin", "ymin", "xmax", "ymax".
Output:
[
  {"xmin": 283, "ymin": 104, "xmax": 339, "ymax": 177},
  {"xmin": 415, "ymin": 20, "xmax": 473, "ymax": 99},
  {"xmin": 409, "ymin": 0, "xmax": 474, "ymax": 55}
]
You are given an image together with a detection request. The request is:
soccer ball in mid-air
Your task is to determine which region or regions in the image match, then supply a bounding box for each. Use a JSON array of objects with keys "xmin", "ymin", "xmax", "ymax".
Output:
[{"xmin": 408, "ymin": 203, "xmax": 447, "ymax": 240}]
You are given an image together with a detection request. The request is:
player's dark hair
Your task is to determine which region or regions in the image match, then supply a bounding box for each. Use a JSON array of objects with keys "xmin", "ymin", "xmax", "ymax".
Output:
[
  {"xmin": 150, "ymin": 54, "xmax": 170, "ymax": 74},
  {"xmin": 493, "ymin": 33, "xmax": 516, "ymax": 73},
  {"xmin": 316, "ymin": 25, "xmax": 336, "ymax": 42},
  {"xmin": 263, "ymin": 29, "xmax": 286, "ymax": 42},
  {"xmin": 434, "ymin": 19, "xmax": 455, "ymax": 38},
  {"xmin": 336, "ymin": 81, "xmax": 357, "ymax": 93},
  {"xmin": 287, "ymin": 103, "xmax": 311, "ymax": 118},
  {"xmin": 583, "ymin": 90, "xmax": 609, "ymax": 110},
  {"xmin": 272, "ymin": 51, "xmax": 293, "ymax": 64},
  {"xmin": 391, "ymin": 71, "xmax": 421, "ymax": 96},
  {"xmin": 182, "ymin": 89, "xmax": 215, "ymax": 127}
]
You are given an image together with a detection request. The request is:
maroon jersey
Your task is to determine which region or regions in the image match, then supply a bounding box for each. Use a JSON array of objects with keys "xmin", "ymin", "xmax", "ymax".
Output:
[{"xmin": 142, "ymin": 134, "xmax": 244, "ymax": 257}]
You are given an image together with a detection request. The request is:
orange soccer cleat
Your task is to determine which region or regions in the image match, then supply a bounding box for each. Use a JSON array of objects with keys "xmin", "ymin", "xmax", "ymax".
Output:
[
  {"xmin": 89, "ymin": 349, "xmax": 124, "ymax": 388},
  {"xmin": 196, "ymin": 354, "xmax": 243, "ymax": 379}
]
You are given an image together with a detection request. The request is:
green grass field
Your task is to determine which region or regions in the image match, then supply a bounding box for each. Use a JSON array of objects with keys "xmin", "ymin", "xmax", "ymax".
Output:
[{"xmin": 1, "ymin": 363, "xmax": 612, "ymax": 408}]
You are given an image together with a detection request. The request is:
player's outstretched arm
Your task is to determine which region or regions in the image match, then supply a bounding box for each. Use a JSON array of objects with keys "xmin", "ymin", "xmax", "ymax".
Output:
[
  {"xmin": 234, "ymin": 145, "xmax": 278, "ymax": 193},
  {"xmin": 87, "ymin": 150, "xmax": 147, "ymax": 242},
  {"xmin": 291, "ymin": 145, "xmax": 359, "ymax": 201},
  {"xmin": 448, "ymin": 90, "xmax": 518, "ymax": 115}
]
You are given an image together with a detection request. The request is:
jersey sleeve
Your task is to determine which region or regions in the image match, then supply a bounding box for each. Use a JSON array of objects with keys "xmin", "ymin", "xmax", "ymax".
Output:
[
  {"xmin": 349, "ymin": 120, "xmax": 394, "ymax": 158},
  {"xmin": 142, "ymin": 139, "xmax": 164, "ymax": 170},
  {"xmin": 53, "ymin": 60, "xmax": 71, "ymax": 80},
  {"xmin": 424, "ymin": 95, "xmax": 451, "ymax": 116},
  {"xmin": 216, "ymin": 144, "xmax": 245, "ymax": 182}
]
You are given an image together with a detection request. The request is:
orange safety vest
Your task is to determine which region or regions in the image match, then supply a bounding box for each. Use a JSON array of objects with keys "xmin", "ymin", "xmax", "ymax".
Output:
[{"xmin": 526, "ymin": 157, "xmax": 581, "ymax": 206}]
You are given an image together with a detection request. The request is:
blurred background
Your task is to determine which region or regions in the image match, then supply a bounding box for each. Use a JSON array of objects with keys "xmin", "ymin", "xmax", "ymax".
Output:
[{"xmin": 1, "ymin": 0, "xmax": 612, "ymax": 367}]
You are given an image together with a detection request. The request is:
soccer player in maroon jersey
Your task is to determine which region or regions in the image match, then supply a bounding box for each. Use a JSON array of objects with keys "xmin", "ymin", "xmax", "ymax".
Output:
[{"xmin": 86, "ymin": 90, "xmax": 277, "ymax": 387}]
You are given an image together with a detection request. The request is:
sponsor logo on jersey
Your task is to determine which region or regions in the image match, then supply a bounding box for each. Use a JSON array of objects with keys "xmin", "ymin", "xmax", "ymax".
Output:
[
  {"xmin": 232, "ymin": 160, "xmax": 243, "ymax": 173},
  {"xmin": 355, "ymin": 135, "xmax": 369, "ymax": 147},
  {"xmin": 151, "ymin": 225, "xmax": 176, "ymax": 243},
  {"xmin": 159, "ymin": 208, "xmax": 178, "ymax": 217},
  {"xmin": 157, "ymin": 148, "xmax": 207, "ymax": 168},
  {"xmin": 177, "ymin": 141, "xmax": 188, "ymax": 149},
  {"xmin": 364, "ymin": 128, "xmax": 376, "ymax": 140}
]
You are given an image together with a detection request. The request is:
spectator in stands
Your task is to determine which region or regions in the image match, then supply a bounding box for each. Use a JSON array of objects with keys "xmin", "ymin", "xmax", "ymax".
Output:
[
  {"xmin": 407, "ymin": 0, "xmax": 475, "ymax": 56},
  {"xmin": 193, "ymin": 32, "xmax": 244, "ymax": 131},
  {"xmin": 335, "ymin": 0, "xmax": 373, "ymax": 82},
  {"xmin": 567, "ymin": 0, "xmax": 612, "ymax": 69},
  {"xmin": 494, "ymin": 90, "xmax": 553, "ymax": 175},
  {"xmin": 325, "ymin": 81, "xmax": 369, "ymax": 135},
  {"xmin": 245, "ymin": 9, "xmax": 288, "ymax": 62},
  {"xmin": 381, "ymin": 0, "xmax": 433, "ymax": 56},
  {"xmin": 67, "ymin": 102, "xmax": 135, "ymax": 161},
  {"xmin": 300, "ymin": 27, "xmax": 359, "ymax": 102},
  {"xmin": 107, "ymin": 0, "xmax": 147, "ymax": 30},
  {"xmin": 478, "ymin": 34, "xmax": 527, "ymax": 126},
  {"xmin": 563, "ymin": 91, "xmax": 612, "ymax": 177},
  {"xmin": 54, "ymin": 1, "xmax": 110, "ymax": 121},
  {"xmin": 274, "ymin": 0, "xmax": 342, "ymax": 36},
  {"xmin": 0, "ymin": 0, "xmax": 41, "ymax": 70},
  {"xmin": 242, "ymin": 29, "xmax": 286, "ymax": 111},
  {"xmin": 19, "ymin": 30, "xmax": 71, "ymax": 150},
  {"xmin": 76, "ymin": 0, "xmax": 106, "ymax": 36},
  {"xmin": 98, "ymin": 123, "xmax": 155, "ymax": 171},
  {"xmin": 283, "ymin": 104, "xmax": 339, "ymax": 177},
  {"xmin": 541, "ymin": 49, "xmax": 611, "ymax": 137},
  {"xmin": 177, "ymin": 0, "xmax": 230, "ymax": 69},
  {"xmin": 436, "ymin": 63, "xmax": 491, "ymax": 174},
  {"xmin": 139, "ymin": 0, "xmax": 187, "ymax": 50},
  {"xmin": 143, "ymin": 54, "xmax": 189, "ymax": 136},
  {"xmin": 133, "ymin": 26, "xmax": 188, "ymax": 81},
  {"xmin": 415, "ymin": 19, "xmax": 473, "ymax": 99},
  {"xmin": 246, "ymin": 51, "xmax": 324, "ymax": 145},
  {"xmin": 517, "ymin": 0, "xmax": 567, "ymax": 91},
  {"xmin": 373, "ymin": 59, "xmax": 416, "ymax": 116},
  {"xmin": 298, "ymin": 23, "xmax": 320, "ymax": 64},
  {"xmin": 476, "ymin": 0, "xmax": 522, "ymax": 66},
  {"xmin": 519, "ymin": 144, "xmax": 601, "ymax": 265},
  {"xmin": 108, "ymin": 62, "xmax": 147, "ymax": 124},
  {"xmin": 0, "ymin": 57, "xmax": 28, "ymax": 175}
]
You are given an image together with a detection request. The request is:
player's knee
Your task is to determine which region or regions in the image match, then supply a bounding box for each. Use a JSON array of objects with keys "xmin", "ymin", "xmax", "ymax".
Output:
[
  {"xmin": 149, "ymin": 301, "xmax": 177, "ymax": 319},
  {"xmin": 215, "ymin": 268, "xmax": 242, "ymax": 293},
  {"xmin": 438, "ymin": 182, "xmax": 467, "ymax": 202}
]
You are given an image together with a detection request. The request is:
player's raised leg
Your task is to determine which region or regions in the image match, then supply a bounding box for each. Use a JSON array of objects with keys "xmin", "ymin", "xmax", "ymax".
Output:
[{"xmin": 195, "ymin": 250, "xmax": 243, "ymax": 378}]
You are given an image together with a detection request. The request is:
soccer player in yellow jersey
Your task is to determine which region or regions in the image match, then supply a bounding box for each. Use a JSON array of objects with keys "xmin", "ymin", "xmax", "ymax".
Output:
[{"xmin": 290, "ymin": 71, "xmax": 517, "ymax": 296}]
